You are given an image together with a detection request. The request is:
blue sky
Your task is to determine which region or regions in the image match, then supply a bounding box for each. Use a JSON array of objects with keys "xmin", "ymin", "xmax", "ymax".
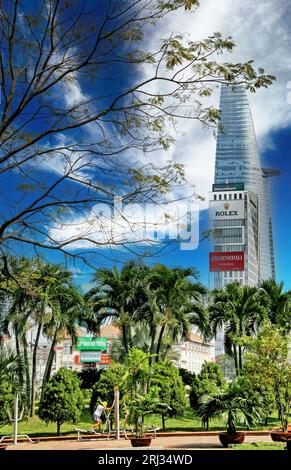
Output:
[
  {"xmin": 70, "ymin": 123, "xmax": 291, "ymax": 292},
  {"xmin": 1, "ymin": 0, "xmax": 290, "ymax": 292}
]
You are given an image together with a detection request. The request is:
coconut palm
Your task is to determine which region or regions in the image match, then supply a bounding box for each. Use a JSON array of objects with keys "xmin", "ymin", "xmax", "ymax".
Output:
[
  {"xmin": 195, "ymin": 376, "xmax": 264, "ymax": 435},
  {"xmin": 209, "ymin": 282, "xmax": 267, "ymax": 373},
  {"xmin": 259, "ymin": 280, "xmax": 291, "ymax": 333},
  {"xmin": 0, "ymin": 258, "xmax": 75, "ymax": 415},
  {"xmin": 145, "ymin": 265, "xmax": 208, "ymax": 362},
  {"xmin": 41, "ymin": 284, "xmax": 85, "ymax": 396},
  {"xmin": 86, "ymin": 261, "xmax": 149, "ymax": 354},
  {"xmin": 28, "ymin": 262, "xmax": 74, "ymax": 416},
  {"xmin": 0, "ymin": 257, "xmax": 40, "ymax": 404}
]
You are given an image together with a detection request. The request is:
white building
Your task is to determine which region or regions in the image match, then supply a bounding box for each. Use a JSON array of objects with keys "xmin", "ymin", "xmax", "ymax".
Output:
[{"xmin": 172, "ymin": 332, "xmax": 213, "ymax": 375}]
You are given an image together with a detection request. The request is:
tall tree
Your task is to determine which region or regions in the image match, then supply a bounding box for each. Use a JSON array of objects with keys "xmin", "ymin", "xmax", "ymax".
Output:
[
  {"xmin": 86, "ymin": 261, "xmax": 149, "ymax": 354},
  {"xmin": 240, "ymin": 322, "xmax": 291, "ymax": 432},
  {"xmin": 209, "ymin": 282, "xmax": 267, "ymax": 373},
  {"xmin": 41, "ymin": 284, "xmax": 85, "ymax": 396},
  {"xmin": 28, "ymin": 262, "xmax": 73, "ymax": 417},
  {"xmin": 259, "ymin": 280, "xmax": 291, "ymax": 334},
  {"xmin": 0, "ymin": 257, "xmax": 78, "ymax": 416},
  {"xmin": 0, "ymin": 0, "xmax": 274, "ymax": 265},
  {"xmin": 146, "ymin": 264, "xmax": 208, "ymax": 362},
  {"xmin": 39, "ymin": 368, "xmax": 84, "ymax": 436}
]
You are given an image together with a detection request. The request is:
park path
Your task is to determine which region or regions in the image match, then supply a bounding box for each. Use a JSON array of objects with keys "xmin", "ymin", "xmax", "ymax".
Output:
[{"xmin": 5, "ymin": 433, "xmax": 272, "ymax": 450}]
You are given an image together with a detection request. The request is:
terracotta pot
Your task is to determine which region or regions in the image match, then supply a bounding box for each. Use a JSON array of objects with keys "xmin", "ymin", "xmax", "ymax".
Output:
[
  {"xmin": 130, "ymin": 437, "xmax": 152, "ymax": 447},
  {"xmin": 218, "ymin": 432, "xmax": 245, "ymax": 448},
  {"xmin": 270, "ymin": 431, "xmax": 291, "ymax": 442}
]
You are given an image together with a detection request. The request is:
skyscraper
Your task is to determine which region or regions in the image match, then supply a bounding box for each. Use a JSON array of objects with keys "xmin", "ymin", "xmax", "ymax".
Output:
[{"xmin": 209, "ymin": 84, "xmax": 279, "ymax": 355}]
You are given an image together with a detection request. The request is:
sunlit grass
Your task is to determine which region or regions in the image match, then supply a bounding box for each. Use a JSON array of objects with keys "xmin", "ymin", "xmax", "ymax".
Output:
[
  {"xmin": 0, "ymin": 407, "xmax": 285, "ymax": 438},
  {"xmin": 232, "ymin": 441, "xmax": 285, "ymax": 450}
]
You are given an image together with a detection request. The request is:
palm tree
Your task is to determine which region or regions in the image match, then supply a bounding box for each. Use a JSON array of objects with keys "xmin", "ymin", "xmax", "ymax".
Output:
[
  {"xmin": 0, "ymin": 346, "xmax": 21, "ymax": 382},
  {"xmin": 0, "ymin": 257, "xmax": 39, "ymax": 405},
  {"xmin": 28, "ymin": 262, "xmax": 74, "ymax": 416},
  {"xmin": 145, "ymin": 265, "xmax": 208, "ymax": 362},
  {"xmin": 259, "ymin": 279, "xmax": 291, "ymax": 333},
  {"xmin": 209, "ymin": 282, "xmax": 267, "ymax": 373},
  {"xmin": 195, "ymin": 376, "xmax": 264, "ymax": 436},
  {"xmin": 86, "ymin": 261, "xmax": 149, "ymax": 354},
  {"xmin": 0, "ymin": 346, "xmax": 28, "ymax": 444},
  {"xmin": 41, "ymin": 284, "xmax": 85, "ymax": 397}
]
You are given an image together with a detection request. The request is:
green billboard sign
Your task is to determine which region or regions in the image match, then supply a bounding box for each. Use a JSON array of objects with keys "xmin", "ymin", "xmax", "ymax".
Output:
[
  {"xmin": 76, "ymin": 337, "xmax": 107, "ymax": 351},
  {"xmin": 212, "ymin": 183, "xmax": 244, "ymax": 192}
]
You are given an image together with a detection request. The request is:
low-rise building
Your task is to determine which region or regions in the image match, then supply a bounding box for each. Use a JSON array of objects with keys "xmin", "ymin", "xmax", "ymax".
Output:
[{"xmin": 172, "ymin": 333, "xmax": 213, "ymax": 375}]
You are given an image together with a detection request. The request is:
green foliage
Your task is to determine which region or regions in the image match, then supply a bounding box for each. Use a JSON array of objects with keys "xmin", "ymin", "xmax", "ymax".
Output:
[
  {"xmin": 77, "ymin": 368, "xmax": 103, "ymax": 390},
  {"xmin": 0, "ymin": 380, "xmax": 14, "ymax": 425},
  {"xmin": 90, "ymin": 363, "xmax": 127, "ymax": 413},
  {"xmin": 209, "ymin": 283, "xmax": 267, "ymax": 371},
  {"xmin": 259, "ymin": 280, "xmax": 291, "ymax": 333},
  {"xmin": 195, "ymin": 376, "xmax": 264, "ymax": 434},
  {"xmin": 39, "ymin": 368, "xmax": 84, "ymax": 435},
  {"xmin": 125, "ymin": 386, "xmax": 169, "ymax": 437},
  {"xmin": 178, "ymin": 368, "xmax": 196, "ymax": 386},
  {"xmin": 124, "ymin": 348, "xmax": 151, "ymax": 393},
  {"xmin": 189, "ymin": 362, "xmax": 225, "ymax": 413},
  {"xmin": 239, "ymin": 322, "xmax": 291, "ymax": 431},
  {"xmin": 151, "ymin": 361, "xmax": 188, "ymax": 427},
  {"xmin": 199, "ymin": 361, "xmax": 225, "ymax": 384},
  {"xmin": 215, "ymin": 354, "xmax": 236, "ymax": 381}
]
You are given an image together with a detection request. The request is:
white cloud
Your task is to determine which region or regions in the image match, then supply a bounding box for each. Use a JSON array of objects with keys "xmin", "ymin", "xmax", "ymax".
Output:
[
  {"xmin": 48, "ymin": 1, "xmax": 291, "ymax": 248},
  {"xmin": 49, "ymin": 198, "xmax": 200, "ymax": 250},
  {"xmin": 143, "ymin": 0, "xmax": 291, "ymax": 202}
]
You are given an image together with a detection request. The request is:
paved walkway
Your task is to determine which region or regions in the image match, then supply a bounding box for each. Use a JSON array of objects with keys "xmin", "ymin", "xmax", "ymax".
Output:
[{"xmin": 5, "ymin": 433, "xmax": 272, "ymax": 451}]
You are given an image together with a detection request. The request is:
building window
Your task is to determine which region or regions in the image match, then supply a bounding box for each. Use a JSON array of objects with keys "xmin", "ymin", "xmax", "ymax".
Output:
[
  {"xmin": 219, "ymin": 194, "xmax": 222, "ymax": 200},
  {"xmin": 224, "ymin": 194, "xmax": 227, "ymax": 200},
  {"xmin": 239, "ymin": 193, "xmax": 242, "ymax": 199},
  {"xmin": 234, "ymin": 194, "xmax": 237, "ymax": 199},
  {"xmin": 214, "ymin": 194, "xmax": 217, "ymax": 200}
]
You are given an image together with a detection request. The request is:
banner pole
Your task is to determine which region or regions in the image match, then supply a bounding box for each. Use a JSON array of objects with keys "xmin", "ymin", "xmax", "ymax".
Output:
[{"xmin": 114, "ymin": 385, "xmax": 120, "ymax": 440}]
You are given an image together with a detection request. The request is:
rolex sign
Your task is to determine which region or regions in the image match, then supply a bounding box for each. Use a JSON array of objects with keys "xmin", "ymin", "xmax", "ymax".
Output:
[{"xmin": 209, "ymin": 199, "xmax": 244, "ymax": 220}]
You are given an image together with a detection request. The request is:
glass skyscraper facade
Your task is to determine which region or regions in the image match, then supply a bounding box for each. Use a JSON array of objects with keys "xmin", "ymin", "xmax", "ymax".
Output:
[{"xmin": 209, "ymin": 84, "xmax": 279, "ymax": 356}]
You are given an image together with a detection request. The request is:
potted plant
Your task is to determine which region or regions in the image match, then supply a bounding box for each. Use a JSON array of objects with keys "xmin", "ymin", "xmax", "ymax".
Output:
[
  {"xmin": 120, "ymin": 349, "xmax": 169, "ymax": 447},
  {"xmin": 126, "ymin": 386, "xmax": 167, "ymax": 447},
  {"xmin": 196, "ymin": 377, "xmax": 264, "ymax": 448}
]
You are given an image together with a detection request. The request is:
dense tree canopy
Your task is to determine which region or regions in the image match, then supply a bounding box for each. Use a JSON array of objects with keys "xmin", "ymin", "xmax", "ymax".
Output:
[{"xmin": 39, "ymin": 367, "xmax": 84, "ymax": 435}]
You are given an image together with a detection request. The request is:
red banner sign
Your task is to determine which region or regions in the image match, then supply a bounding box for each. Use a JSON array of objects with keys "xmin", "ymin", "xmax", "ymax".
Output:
[
  {"xmin": 209, "ymin": 251, "xmax": 244, "ymax": 272},
  {"xmin": 99, "ymin": 354, "xmax": 111, "ymax": 365}
]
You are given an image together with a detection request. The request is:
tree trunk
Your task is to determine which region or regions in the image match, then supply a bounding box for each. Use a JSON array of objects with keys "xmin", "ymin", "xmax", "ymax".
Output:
[
  {"xmin": 121, "ymin": 323, "xmax": 129, "ymax": 354},
  {"xmin": 22, "ymin": 333, "xmax": 31, "ymax": 405},
  {"xmin": 155, "ymin": 324, "xmax": 165, "ymax": 362},
  {"xmin": 162, "ymin": 414, "xmax": 166, "ymax": 432},
  {"xmin": 149, "ymin": 326, "xmax": 156, "ymax": 366},
  {"xmin": 15, "ymin": 323, "xmax": 20, "ymax": 355},
  {"xmin": 30, "ymin": 323, "xmax": 42, "ymax": 417},
  {"xmin": 264, "ymin": 415, "xmax": 268, "ymax": 426},
  {"xmin": 41, "ymin": 330, "xmax": 57, "ymax": 399},
  {"xmin": 238, "ymin": 345, "xmax": 243, "ymax": 370},
  {"xmin": 233, "ymin": 344, "xmax": 239, "ymax": 375},
  {"xmin": 57, "ymin": 421, "xmax": 61, "ymax": 436}
]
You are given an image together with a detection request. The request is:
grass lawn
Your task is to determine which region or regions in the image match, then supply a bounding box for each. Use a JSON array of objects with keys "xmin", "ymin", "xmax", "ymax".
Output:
[
  {"xmin": 0, "ymin": 408, "xmax": 284, "ymax": 438},
  {"xmin": 231, "ymin": 442, "xmax": 285, "ymax": 450}
]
